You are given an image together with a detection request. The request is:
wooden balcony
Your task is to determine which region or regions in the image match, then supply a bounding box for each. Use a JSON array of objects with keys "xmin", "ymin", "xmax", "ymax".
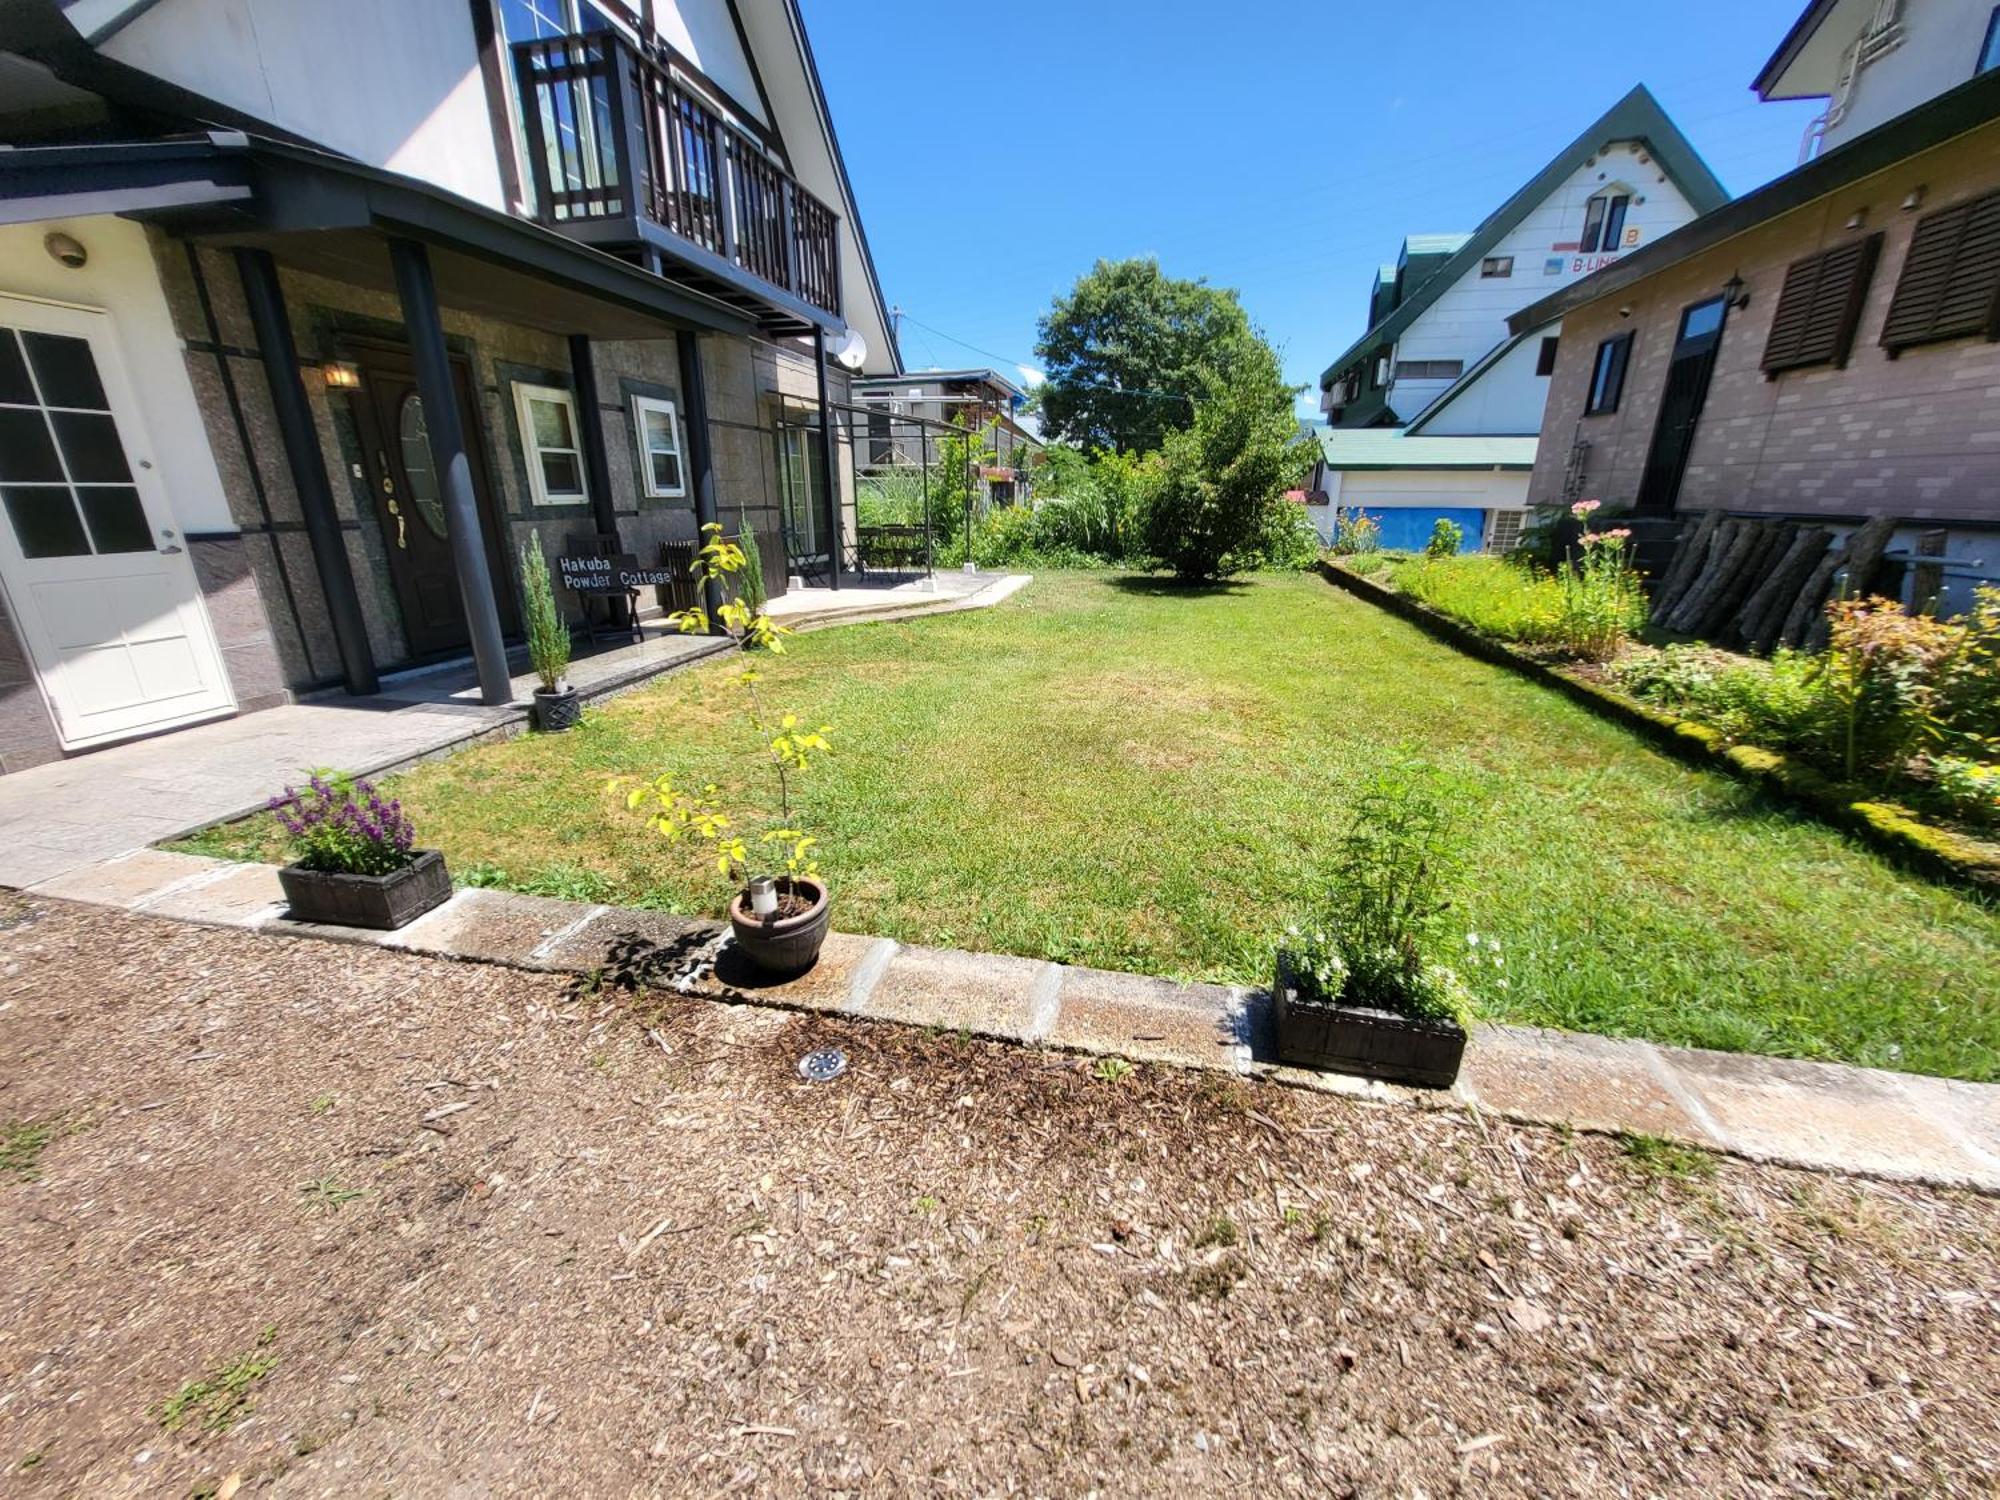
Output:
[{"xmin": 512, "ymin": 30, "xmax": 841, "ymax": 332}]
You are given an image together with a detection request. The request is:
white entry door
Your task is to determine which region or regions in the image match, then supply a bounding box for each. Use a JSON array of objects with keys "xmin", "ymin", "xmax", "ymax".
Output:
[{"xmin": 0, "ymin": 295, "xmax": 234, "ymax": 748}]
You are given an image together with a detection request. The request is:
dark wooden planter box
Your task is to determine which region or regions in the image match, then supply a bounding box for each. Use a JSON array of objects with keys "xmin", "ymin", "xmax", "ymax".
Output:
[
  {"xmin": 278, "ymin": 849, "xmax": 452, "ymax": 931},
  {"xmin": 1273, "ymin": 949, "xmax": 1466, "ymax": 1089}
]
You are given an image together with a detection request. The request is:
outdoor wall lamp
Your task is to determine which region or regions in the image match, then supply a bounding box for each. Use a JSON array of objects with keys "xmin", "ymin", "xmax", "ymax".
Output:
[
  {"xmin": 1723, "ymin": 274, "xmax": 1751, "ymax": 311},
  {"xmin": 321, "ymin": 361, "xmax": 362, "ymax": 390}
]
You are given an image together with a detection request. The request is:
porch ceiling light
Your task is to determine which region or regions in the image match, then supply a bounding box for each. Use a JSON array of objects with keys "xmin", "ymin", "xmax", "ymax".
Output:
[{"xmin": 321, "ymin": 360, "xmax": 362, "ymax": 390}]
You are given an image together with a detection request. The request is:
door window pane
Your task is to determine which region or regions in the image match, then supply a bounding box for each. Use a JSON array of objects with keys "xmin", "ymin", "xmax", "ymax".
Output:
[
  {"xmin": 0, "ymin": 408, "xmax": 63, "ymax": 483},
  {"xmin": 397, "ymin": 393, "xmax": 449, "ymax": 538},
  {"xmin": 50, "ymin": 411, "xmax": 132, "ymax": 483},
  {"xmin": 1682, "ymin": 299, "xmax": 1726, "ymax": 342},
  {"xmin": 0, "ymin": 332, "xmax": 31, "ymax": 405},
  {"xmin": 2, "ymin": 485, "xmax": 91, "ymax": 558},
  {"xmin": 78, "ymin": 487, "xmax": 152, "ymax": 553},
  {"xmin": 22, "ymin": 331, "xmax": 108, "ymax": 409}
]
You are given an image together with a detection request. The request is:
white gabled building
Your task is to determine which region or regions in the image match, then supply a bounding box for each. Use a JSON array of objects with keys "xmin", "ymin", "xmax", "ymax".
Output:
[{"xmin": 1308, "ymin": 86, "xmax": 1727, "ymax": 553}]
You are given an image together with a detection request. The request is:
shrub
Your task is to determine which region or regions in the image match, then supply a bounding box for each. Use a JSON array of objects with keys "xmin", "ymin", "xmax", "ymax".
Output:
[
  {"xmin": 1931, "ymin": 757, "xmax": 2000, "ymax": 826},
  {"xmin": 270, "ymin": 772, "xmax": 417, "ymax": 876},
  {"xmin": 1331, "ymin": 507, "xmax": 1381, "ymax": 556},
  {"xmin": 1283, "ymin": 757, "xmax": 1476, "ymax": 1026},
  {"xmin": 1143, "ymin": 338, "xmax": 1308, "ymax": 581},
  {"xmin": 1252, "ymin": 503, "xmax": 1323, "ymax": 571},
  {"xmin": 1937, "ymin": 585, "xmax": 2000, "ymax": 749},
  {"xmin": 1817, "ymin": 596, "xmax": 1963, "ymax": 778},
  {"xmin": 736, "ymin": 521, "xmax": 769, "ymax": 615},
  {"xmin": 1615, "ymin": 645, "xmax": 1833, "ymax": 753},
  {"xmin": 1424, "ymin": 518, "xmax": 1464, "ymax": 558},
  {"xmin": 518, "ymin": 532, "xmax": 571, "ymax": 692}
]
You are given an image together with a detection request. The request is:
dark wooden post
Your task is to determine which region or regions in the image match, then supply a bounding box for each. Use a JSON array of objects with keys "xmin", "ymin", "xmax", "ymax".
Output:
[
  {"xmin": 675, "ymin": 329, "xmax": 725, "ymax": 628},
  {"xmin": 813, "ymin": 326, "xmax": 842, "ymax": 590},
  {"xmin": 387, "ymin": 238, "xmax": 512, "ymax": 706},
  {"xmin": 569, "ymin": 333, "xmax": 625, "ymax": 629},
  {"xmin": 234, "ymin": 248, "xmax": 378, "ymax": 696}
]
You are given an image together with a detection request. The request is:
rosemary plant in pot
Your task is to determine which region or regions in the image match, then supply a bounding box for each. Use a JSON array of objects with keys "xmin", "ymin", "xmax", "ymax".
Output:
[
  {"xmin": 521, "ymin": 532, "xmax": 579, "ymax": 731},
  {"xmin": 1273, "ymin": 757, "xmax": 1481, "ymax": 1087},
  {"xmin": 624, "ymin": 525, "xmax": 834, "ymax": 974},
  {"xmin": 270, "ymin": 771, "xmax": 451, "ymax": 930}
]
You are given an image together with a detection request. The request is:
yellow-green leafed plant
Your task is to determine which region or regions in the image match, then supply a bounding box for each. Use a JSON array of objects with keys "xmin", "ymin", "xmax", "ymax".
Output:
[{"xmin": 619, "ymin": 524, "xmax": 832, "ymax": 891}]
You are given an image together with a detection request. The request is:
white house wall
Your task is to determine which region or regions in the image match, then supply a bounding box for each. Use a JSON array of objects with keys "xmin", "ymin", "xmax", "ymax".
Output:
[
  {"xmin": 1311, "ymin": 468, "xmax": 1531, "ymax": 541},
  {"xmin": 0, "ymin": 216, "xmax": 233, "ymax": 534},
  {"xmin": 1387, "ymin": 143, "xmax": 1705, "ymax": 423},
  {"xmin": 101, "ymin": 0, "xmax": 506, "ymax": 210},
  {"xmin": 1819, "ymin": 0, "xmax": 1996, "ymax": 149},
  {"xmin": 1411, "ymin": 321, "xmax": 1563, "ymax": 437},
  {"xmin": 654, "ymin": 0, "xmax": 769, "ymax": 129}
]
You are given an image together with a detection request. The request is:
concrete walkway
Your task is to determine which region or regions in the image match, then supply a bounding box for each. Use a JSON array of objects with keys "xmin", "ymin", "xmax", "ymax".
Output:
[
  {"xmin": 0, "ymin": 573, "xmax": 1030, "ymax": 888},
  {"xmin": 22, "ymin": 847, "xmax": 2000, "ymax": 1195}
]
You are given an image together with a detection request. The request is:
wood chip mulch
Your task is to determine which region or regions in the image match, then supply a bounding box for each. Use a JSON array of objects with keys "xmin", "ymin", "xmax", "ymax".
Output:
[{"xmin": 1, "ymin": 896, "xmax": 1995, "ymax": 1497}]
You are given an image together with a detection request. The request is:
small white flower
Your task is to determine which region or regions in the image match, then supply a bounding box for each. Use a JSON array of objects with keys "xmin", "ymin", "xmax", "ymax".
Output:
[{"xmin": 1466, "ymin": 931, "xmax": 1480, "ymax": 948}]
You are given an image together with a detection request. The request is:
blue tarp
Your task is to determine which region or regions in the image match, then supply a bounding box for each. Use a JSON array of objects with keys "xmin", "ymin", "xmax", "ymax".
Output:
[{"xmin": 1350, "ymin": 507, "xmax": 1486, "ymax": 553}]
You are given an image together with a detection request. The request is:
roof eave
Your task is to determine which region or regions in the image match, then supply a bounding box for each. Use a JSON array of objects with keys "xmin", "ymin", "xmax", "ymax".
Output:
[{"xmin": 1752, "ymin": 0, "xmax": 1841, "ymax": 100}]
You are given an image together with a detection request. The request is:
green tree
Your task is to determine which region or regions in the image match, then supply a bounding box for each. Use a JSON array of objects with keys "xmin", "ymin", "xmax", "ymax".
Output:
[
  {"xmin": 1143, "ymin": 337, "xmax": 1309, "ymax": 583},
  {"xmin": 1034, "ymin": 258, "xmax": 1257, "ymax": 455}
]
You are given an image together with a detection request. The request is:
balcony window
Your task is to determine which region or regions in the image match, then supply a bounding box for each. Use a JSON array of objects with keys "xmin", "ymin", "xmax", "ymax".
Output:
[
  {"xmin": 1580, "ymin": 192, "xmax": 1631, "ymax": 254},
  {"xmin": 630, "ymin": 394, "xmax": 686, "ymax": 499},
  {"xmin": 514, "ymin": 383, "xmax": 589, "ymax": 506}
]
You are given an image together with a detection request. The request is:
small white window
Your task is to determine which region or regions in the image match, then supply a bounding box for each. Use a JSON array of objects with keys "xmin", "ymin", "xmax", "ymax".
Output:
[
  {"xmin": 630, "ymin": 394, "xmax": 686, "ymax": 498},
  {"xmin": 513, "ymin": 382, "xmax": 587, "ymax": 506}
]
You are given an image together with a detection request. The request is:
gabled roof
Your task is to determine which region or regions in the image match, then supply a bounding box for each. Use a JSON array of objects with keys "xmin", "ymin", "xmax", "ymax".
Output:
[
  {"xmin": 1318, "ymin": 84, "xmax": 1728, "ymax": 389},
  {"xmin": 1508, "ymin": 65, "xmax": 2000, "ymax": 336},
  {"xmin": 1317, "ymin": 429, "xmax": 1539, "ymax": 471},
  {"xmin": 1752, "ymin": 0, "xmax": 1850, "ymax": 101},
  {"xmin": 1402, "ymin": 232, "xmax": 1474, "ymax": 257}
]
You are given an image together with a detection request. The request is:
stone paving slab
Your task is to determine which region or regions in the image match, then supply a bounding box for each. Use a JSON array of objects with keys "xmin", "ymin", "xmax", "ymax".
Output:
[{"xmin": 20, "ymin": 855, "xmax": 2000, "ymax": 1194}]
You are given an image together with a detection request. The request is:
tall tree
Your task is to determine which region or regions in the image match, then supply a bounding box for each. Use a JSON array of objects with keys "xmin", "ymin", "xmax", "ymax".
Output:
[{"xmin": 1034, "ymin": 258, "xmax": 1256, "ymax": 455}]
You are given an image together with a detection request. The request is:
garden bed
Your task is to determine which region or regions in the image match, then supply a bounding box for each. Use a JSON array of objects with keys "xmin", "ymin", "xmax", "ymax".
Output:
[{"xmin": 1319, "ymin": 558, "xmax": 2000, "ymax": 894}]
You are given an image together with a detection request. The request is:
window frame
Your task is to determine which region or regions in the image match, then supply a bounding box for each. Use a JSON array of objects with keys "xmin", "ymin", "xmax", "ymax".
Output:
[
  {"xmin": 1584, "ymin": 332, "xmax": 1633, "ymax": 415},
  {"xmin": 1535, "ymin": 336, "xmax": 1560, "ymax": 376},
  {"xmin": 1480, "ymin": 256, "xmax": 1514, "ymax": 278},
  {"xmin": 1981, "ymin": 6, "xmax": 2000, "ymax": 73},
  {"xmin": 1579, "ymin": 192, "xmax": 1631, "ymax": 255},
  {"xmin": 1392, "ymin": 359, "xmax": 1464, "ymax": 383},
  {"xmin": 513, "ymin": 381, "xmax": 590, "ymax": 507},
  {"xmin": 628, "ymin": 393, "xmax": 687, "ymax": 499}
]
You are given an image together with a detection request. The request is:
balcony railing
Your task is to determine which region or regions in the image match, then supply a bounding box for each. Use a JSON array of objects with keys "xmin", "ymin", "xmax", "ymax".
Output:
[{"xmin": 512, "ymin": 30, "xmax": 841, "ymax": 322}]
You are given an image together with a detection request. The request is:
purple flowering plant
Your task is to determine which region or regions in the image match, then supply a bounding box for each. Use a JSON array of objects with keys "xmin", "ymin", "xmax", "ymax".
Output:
[{"xmin": 269, "ymin": 771, "xmax": 418, "ymax": 877}]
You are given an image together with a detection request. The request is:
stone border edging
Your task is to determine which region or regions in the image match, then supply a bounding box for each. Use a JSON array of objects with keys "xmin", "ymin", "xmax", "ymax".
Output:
[
  {"xmin": 20, "ymin": 849, "xmax": 2000, "ymax": 1196},
  {"xmin": 1317, "ymin": 560, "xmax": 2000, "ymax": 894}
]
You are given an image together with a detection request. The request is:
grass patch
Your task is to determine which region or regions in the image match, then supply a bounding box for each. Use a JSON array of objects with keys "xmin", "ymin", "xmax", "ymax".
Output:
[
  {"xmin": 157, "ymin": 1329, "xmax": 278, "ymax": 1434},
  {"xmin": 1617, "ymin": 1132, "xmax": 1718, "ymax": 1182},
  {"xmin": 1387, "ymin": 552, "xmax": 1566, "ymax": 645},
  {"xmin": 0, "ymin": 1120, "xmax": 53, "ymax": 1182},
  {"xmin": 174, "ymin": 573, "xmax": 2000, "ymax": 1081}
]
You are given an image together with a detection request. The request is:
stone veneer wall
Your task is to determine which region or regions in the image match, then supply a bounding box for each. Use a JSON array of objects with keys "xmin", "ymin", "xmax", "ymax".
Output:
[
  {"xmin": 155, "ymin": 234, "xmax": 855, "ymax": 693},
  {"xmin": 1528, "ymin": 121, "xmax": 2000, "ymax": 527}
]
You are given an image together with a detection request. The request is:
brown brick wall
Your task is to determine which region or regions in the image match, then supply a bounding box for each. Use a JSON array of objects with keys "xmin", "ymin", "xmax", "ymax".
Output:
[{"xmin": 1531, "ymin": 120, "xmax": 2000, "ymax": 526}]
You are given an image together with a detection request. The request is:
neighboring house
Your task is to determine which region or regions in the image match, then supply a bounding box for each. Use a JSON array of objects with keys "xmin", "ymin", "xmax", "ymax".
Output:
[
  {"xmin": 0, "ymin": 0, "xmax": 901, "ymax": 773},
  {"xmin": 1510, "ymin": 18, "xmax": 2000, "ymax": 615},
  {"xmin": 1308, "ymin": 86, "xmax": 1726, "ymax": 552},
  {"xmin": 853, "ymin": 368, "xmax": 1041, "ymax": 506},
  {"xmin": 1307, "ymin": 431, "xmax": 1540, "ymax": 553},
  {"xmin": 1758, "ymin": 0, "xmax": 2000, "ymax": 158}
]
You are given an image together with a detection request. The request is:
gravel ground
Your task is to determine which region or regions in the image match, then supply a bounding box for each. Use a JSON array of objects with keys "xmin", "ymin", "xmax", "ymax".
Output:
[{"xmin": 1, "ymin": 896, "xmax": 1996, "ymax": 1498}]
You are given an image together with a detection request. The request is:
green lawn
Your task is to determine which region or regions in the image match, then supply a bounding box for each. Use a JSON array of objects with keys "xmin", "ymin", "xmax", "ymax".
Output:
[{"xmin": 188, "ymin": 572, "xmax": 2000, "ymax": 1081}]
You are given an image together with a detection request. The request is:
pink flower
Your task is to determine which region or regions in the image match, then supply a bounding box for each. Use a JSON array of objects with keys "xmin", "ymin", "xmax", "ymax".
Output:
[
  {"xmin": 1606, "ymin": 527, "xmax": 1632, "ymax": 541},
  {"xmin": 1571, "ymin": 498, "xmax": 1602, "ymax": 519}
]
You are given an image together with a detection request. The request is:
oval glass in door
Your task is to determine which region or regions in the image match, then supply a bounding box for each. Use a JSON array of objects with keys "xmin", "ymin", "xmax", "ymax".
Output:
[{"xmin": 397, "ymin": 392, "xmax": 449, "ymax": 539}]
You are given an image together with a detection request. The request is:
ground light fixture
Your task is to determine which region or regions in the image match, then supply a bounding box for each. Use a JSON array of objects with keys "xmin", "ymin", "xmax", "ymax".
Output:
[{"xmin": 798, "ymin": 1048, "xmax": 847, "ymax": 1083}]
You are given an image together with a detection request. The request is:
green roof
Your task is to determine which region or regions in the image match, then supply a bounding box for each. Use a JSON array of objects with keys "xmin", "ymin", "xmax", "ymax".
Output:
[
  {"xmin": 1318, "ymin": 84, "xmax": 1730, "ymax": 390},
  {"xmin": 1317, "ymin": 430, "xmax": 1540, "ymax": 471},
  {"xmin": 1402, "ymin": 233, "xmax": 1473, "ymax": 256}
]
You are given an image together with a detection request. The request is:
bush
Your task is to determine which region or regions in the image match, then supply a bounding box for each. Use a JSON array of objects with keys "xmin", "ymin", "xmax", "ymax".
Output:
[
  {"xmin": 1931, "ymin": 757, "xmax": 2000, "ymax": 826},
  {"xmin": 1614, "ymin": 645, "xmax": 1833, "ymax": 753},
  {"xmin": 1553, "ymin": 501, "xmax": 1645, "ymax": 661},
  {"xmin": 1143, "ymin": 339, "xmax": 1308, "ymax": 582},
  {"xmin": 1425, "ymin": 518, "xmax": 1464, "ymax": 558},
  {"xmin": 1938, "ymin": 585, "xmax": 2000, "ymax": 750},
  {"xmin": 1817, "ymin": 596, "xmax": 1963, "ymax": 777},
  {"xmin": 1252, "ymin": 503, "xmax": 1323, "ymax": 571}
]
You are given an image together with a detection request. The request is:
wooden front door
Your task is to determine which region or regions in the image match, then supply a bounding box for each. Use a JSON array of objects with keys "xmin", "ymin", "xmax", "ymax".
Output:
[
  {"xmin": 1635, "ymin": 296, "xmax": 1728, "ymax": 516},
  {"xmin": 349, "ymin": 346, "xmax": 517, "ymax": 661}
]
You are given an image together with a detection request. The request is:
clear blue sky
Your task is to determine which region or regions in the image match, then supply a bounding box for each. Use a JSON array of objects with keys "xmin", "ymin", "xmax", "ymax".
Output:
[{"xmin": 800, "ymin": 0, "xmax": 1825, "ymax": 414}]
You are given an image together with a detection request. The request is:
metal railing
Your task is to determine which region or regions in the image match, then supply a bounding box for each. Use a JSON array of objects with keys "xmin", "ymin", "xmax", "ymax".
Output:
[{"xmin": 511, "ymin": 29, "xmax": 842, "ymax": 318}]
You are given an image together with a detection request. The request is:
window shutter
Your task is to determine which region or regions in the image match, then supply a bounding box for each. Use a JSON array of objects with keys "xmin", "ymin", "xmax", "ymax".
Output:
[
  {"xmin": 1762, "ymin": 232, "xmax": 1883, "ymax": 375},
  {"xmin": 1880, "ymin": 190, "xmax": 2000, "ymax": 354}
]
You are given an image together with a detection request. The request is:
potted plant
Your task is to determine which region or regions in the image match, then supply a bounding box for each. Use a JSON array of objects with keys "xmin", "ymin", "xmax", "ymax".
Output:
[
  {"xmin": 1273, "ymin": 758, "xmax": 1479, "ymax": 1088},
  {"xmin": 624, "ymin": 524, "xmax": 834, "ymax": 975},
  {"xmin": 521, "ymin": 531, "xmax": 578, "ymax": 731},
  {"xmin": 270, "ymin": 772, "xmax": 451, "ymax": 930}
]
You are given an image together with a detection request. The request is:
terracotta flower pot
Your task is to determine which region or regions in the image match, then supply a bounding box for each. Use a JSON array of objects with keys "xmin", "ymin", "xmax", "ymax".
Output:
[{"xmin": 728, "ymin": 875, "xmax": 830, "ymax": 975}]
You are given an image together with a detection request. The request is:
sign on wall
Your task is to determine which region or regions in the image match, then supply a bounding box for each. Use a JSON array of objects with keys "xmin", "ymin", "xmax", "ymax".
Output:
[{"xmin": 558, "ymin": 553, "xmax": 676, "ymax": 594}]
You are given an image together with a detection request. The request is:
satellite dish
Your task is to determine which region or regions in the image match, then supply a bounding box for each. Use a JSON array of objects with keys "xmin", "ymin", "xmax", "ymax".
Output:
[{"xmin": 831, "ymin": 327, "xmax": 868, "ymax": 371}]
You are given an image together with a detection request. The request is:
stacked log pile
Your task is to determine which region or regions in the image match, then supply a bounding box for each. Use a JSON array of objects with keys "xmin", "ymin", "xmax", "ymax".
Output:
[{"xmin": 1647, "ymin": 511, "xmax": 1899, "ymax": 654}]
